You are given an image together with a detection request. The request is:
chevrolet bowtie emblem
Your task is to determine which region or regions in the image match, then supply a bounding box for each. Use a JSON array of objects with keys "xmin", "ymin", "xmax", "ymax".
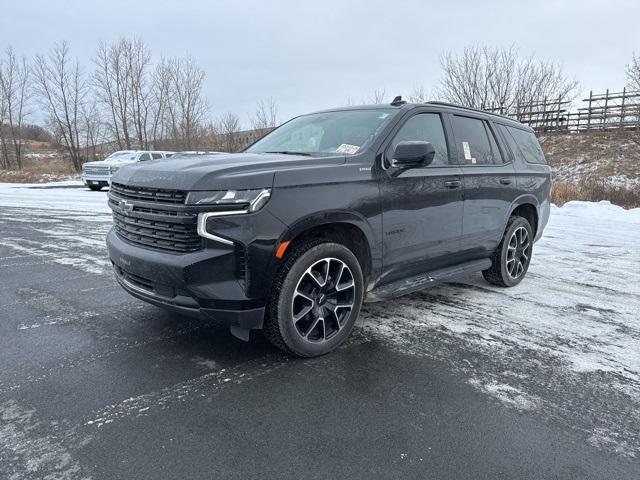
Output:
[{"xmin": 119, "ymin": 199, "xmax": 134, "ymax": 213}]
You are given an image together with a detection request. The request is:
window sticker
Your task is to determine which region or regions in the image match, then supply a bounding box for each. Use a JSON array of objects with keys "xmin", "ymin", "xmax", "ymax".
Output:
[
  {"xmin": 462, "ymin": 141, "xmax": 472, "ymax": 161},
  {"xmin": 336, "ymin": 144, "xmax": 360, "ymax": 154}
]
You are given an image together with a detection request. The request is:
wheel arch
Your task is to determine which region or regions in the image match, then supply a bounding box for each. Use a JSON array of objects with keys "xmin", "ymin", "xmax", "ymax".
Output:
[
  {"xmin": 507, "ymin": 195, "xmax": 540, "ymax": 237},
  {"xmin": 270, "ymin": 211, "xmax": 376, "ymax": 287}
]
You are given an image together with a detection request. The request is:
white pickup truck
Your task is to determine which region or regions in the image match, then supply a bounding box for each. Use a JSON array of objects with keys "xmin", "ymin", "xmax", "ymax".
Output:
[{"xmin": 81, "ymin": 150, "xmax": 175, "ymax": 191}]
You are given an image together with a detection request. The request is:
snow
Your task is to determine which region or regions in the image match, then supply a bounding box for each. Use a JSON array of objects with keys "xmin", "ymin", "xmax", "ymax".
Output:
[
  {"xmin": 1, "ymin": 181, "xmax": 639, "ymax": 457},
  {"xmin": 0, "ymin": 181, "xmax": 111, "ymax": 214},
  {"xmin": 359, "ymin": 199, "xmax": 640, "ymax": 457}
]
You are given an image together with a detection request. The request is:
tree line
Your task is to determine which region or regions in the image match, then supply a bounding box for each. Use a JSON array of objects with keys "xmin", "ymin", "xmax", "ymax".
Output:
[
  {"xmin": 0, "ymin": 39, "xmax": 279, "ymax": 171},
  {"xmin": 1, "ymin": 41, "xmax": 638, "ymax": 172}
]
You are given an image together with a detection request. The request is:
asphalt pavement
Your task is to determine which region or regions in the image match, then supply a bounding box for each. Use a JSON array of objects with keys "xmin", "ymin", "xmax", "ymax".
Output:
[{"xmin": 0, "ymin": 198, "xmax": 638, "ymax": 479}]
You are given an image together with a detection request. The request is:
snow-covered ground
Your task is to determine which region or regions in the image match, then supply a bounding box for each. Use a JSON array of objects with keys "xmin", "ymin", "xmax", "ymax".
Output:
[
  {"xmin": 360, "ymin": 200, "xmax": 640, "ymax": 457},
  {"xmin": 0, "ymin": 181, "xmax": 110, "ymax": 214},
  {"xmin": 1, "ymin": 181, "xmax": 639, "ymax": 457}
]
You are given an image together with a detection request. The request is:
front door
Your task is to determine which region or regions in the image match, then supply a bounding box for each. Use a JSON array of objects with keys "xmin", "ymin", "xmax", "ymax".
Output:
[{"xmin": 379, "ymin": 111, "xmax": 464, "ymax": 284}]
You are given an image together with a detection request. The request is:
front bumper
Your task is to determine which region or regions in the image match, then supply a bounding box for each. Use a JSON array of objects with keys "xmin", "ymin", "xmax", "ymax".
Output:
[
  {"xmin": 107, "ymin": 228, "xmax": 266, "ymax": 330},
  {"xmin": 82, "ymin": 173, "xmax": 111, "ymax": 186}
]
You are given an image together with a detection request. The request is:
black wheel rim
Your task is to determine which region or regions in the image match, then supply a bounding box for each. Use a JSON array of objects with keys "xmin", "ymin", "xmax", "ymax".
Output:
[
  {"xmin": 506, "ymin": 226, "xmax": 531, "ymax": 279},
  {"xmin": 291, "ymin": 258, "xmax": 355, "ymax": 344}
]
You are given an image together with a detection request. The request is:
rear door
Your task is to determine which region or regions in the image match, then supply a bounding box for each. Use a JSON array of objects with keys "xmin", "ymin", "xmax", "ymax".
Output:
[
  {"xmin": 379, "ymin": 110, "xmax": 464, "ymax": 283},
  {"xmin": 449, "ymin": 114, "xmax": 517, "ymax": 257}
]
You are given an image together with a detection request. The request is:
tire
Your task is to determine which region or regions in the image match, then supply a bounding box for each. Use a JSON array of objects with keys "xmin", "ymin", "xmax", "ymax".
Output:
[
  {"xmin": 88, "ymin": 185, "xmax": 102, "ymax": 191},
  {"xmin": 263, "ymin": 239, "xmax": 364, "ymax": 357},
  {"xmin": 483, "ymin": 216, "xmax": 533, "ymax": 287}
]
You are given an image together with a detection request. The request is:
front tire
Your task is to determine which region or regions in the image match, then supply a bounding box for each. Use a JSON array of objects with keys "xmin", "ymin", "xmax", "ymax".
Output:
[
  {"xmin": 264, "ymin": 239, "xmax": 364, "ymax": 357},
  {"xmin": 483, "ymin": 216, "xmax": 533, "ymax": 287}
]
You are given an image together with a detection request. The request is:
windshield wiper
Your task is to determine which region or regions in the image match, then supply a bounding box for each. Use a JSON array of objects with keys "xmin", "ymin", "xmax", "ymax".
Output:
[{"xmin": 264, "ymin": 151, "xmax": 313, "ymax": 156}]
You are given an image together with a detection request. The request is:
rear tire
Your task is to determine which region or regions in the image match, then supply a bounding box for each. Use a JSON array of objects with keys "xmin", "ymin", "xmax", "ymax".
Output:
[
  {"xmin": 263, "ymin": 239, "xmax": 364, "ymax": 357},
  {"xmin": 483, "ymin": 216, "xmax": 533, "ymax": 287},
  {"xmin": 88, "ymin": 185, "xmax": 102, "ymax": 191}
]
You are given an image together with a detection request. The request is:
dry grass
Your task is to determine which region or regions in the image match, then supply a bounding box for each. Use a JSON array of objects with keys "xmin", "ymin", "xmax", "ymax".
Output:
[
  {"xmin": 540, "ymin": 130, "xmax": 640, "ymax": 187},
  {"xmin": 0, "ymin": 142, "xmax": 78, "ymax": 183},
  {"xmin": 552, "ymin": 179, "xmax": 640, "ymax": 209}
]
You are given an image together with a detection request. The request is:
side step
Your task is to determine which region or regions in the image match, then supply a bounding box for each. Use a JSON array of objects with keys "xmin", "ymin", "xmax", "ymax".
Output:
[{"xmin": 365, "ymin": 258, "xmax": 491, "ymax": 303}]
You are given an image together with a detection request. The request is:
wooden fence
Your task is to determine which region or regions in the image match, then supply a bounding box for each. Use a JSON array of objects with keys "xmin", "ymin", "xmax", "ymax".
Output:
[{"xmin": 483, "ymin": 89, "xmax": 640, "ymax": 133}]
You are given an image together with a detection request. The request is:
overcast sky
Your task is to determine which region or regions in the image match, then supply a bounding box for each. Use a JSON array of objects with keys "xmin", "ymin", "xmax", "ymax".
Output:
[{"xmin": 1, "ymin": 0, "xmax": 638, "ymax": 126}]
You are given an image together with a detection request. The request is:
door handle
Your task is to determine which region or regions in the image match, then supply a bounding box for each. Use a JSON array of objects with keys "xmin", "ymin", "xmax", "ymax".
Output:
[
  {"xmin": 499, "ymin": 178, "xmax": 512, "ymax": 185},
  {"xmin": 444, "ymin": 180, "xmax": 462, "ymax": 188}
]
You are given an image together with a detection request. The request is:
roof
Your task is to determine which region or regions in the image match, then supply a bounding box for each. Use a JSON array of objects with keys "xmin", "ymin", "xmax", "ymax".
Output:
[
  {"xmin": 422, "ymin": 101, "xmax": 531, "ymax": 129},
  {"xmin": 308, "ymin": 100, "xmax": 531, "ymax": 131}
]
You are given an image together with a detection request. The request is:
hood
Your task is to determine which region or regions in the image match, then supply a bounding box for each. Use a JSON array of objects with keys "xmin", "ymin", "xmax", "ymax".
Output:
[
  {"xmin": 111, "ymin": 152, "xmax": 345, "ymax": 191},
  {"xmin": 83, "ymin": 158, "xmax": 137, "ymax": 168}
]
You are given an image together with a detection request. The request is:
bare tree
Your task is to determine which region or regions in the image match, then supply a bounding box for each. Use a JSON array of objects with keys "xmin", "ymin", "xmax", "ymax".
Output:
[
  {"xmin": 81, "ymin": 98, "xmax": 104, "ymax": 161},
  {"xmin": 251, "ymin": 97, "xmax": 278, "ymax": 138},
  {"xmin": 93, "ymin": 39, "xmax": 132, "ymax": 149},
  {"xmin": 0, "ymin": 46, "xmax": 31, "ymax": 169},
  {"xmin": 437, "ymin": 45, "xmax": 578, "ymax": 114},
  {"xmin": 32, "ymin": 41, "xmax": 86, "ymax": 171},
  {"xmin": 408, "ymin": 86, "xmax": 429, "ymax": 103},
  {"xmin": 215, "ymin": 111, "xmax": 241, "ymax": 152},
  {"xmin": 149, "ymin": 57, "xmax": 172, "ymax": 148},
  {"xmin": 626, "ymin": 53, "xmax": 640, "ymax": 126},
  {"xmin": 627, "ymin": 52, "xmax": 640, "ymax": 91},
  {"xmin": 366, "ymin": 88, "xmax": 387, "ymax": 104},
  {"xmin": 165, "ymin": 55, "xmax": 208, "ymax": 150},
  {"xmin": 0, "ymin": 84, "xmax": 8, "ymax": 169},
  {"xmin": 124, "ymin": 38, "xmax": 153, "ymax": 149}
]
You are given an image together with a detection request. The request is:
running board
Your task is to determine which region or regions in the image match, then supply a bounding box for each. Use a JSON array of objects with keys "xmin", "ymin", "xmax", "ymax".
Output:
[{"xmin": 365, "ymin": 258, "xmax": 491, "ymax": 303}]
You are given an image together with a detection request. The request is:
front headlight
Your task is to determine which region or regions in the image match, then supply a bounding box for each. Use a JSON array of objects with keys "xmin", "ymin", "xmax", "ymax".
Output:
[
  {"xmin": 194, "ymin": 189, "xmax": 272, "ymax": 245},
  {"xmin": 187, "ymin": 188, "xmax": 271, "ymax": 213}
]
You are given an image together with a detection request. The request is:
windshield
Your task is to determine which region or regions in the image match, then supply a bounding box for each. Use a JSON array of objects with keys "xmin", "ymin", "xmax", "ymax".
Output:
[
  {"xmin": 106, "ymin": 151, "xmax": 133, "ymax": 159},
  {"xmin": 246, "ymin": 109, "xmax": 396, "ymax": 156}
]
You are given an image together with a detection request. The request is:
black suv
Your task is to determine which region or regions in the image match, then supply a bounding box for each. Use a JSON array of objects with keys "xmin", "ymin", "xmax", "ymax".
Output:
[{"xmin": 107, "ymin": 99, "xmax": 551, "ymax": 357}]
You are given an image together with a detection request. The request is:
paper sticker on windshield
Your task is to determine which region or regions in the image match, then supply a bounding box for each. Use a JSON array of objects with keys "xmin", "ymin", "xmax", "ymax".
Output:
[
  {"xmin": 336, "ymin": 144, "xmax": 360, "ymax": 154},
  {"xmin": 462, "ymin": 141, "xmax": 472, "ymax": 160}
]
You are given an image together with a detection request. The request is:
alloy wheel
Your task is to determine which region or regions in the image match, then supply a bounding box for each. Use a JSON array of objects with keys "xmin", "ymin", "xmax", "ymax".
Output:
[
  {"xmin": 506, "ymin": 226, "xmax": 531, "ymax": 279},
  {"xmin": 291, "ymin": 257, "xmax": 355, "ymax": 343}
]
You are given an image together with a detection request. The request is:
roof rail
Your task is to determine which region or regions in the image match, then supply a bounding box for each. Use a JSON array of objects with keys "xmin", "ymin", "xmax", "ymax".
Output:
[{"xmin": 425, "ymin": 101, "xmax": 514, "ymax": 121}]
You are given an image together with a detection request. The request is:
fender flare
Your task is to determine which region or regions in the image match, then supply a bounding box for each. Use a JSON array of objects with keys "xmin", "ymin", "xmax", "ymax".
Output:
[
  {"xmin": 502, "ymin": 194, "xmax": 540, "ymax": 232},
  {"xmin": 279, "ymin": 209, "xmax": 378, "ymax": 249},
  {"xmin": 263, "ymin": 209, "xmax": 380, "ymax": 288}
]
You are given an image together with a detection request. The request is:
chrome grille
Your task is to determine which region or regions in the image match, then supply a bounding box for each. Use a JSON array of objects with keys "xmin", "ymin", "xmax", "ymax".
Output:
[
  {"xmin": 108, "ymin": 185, "xmax": 201, "ymax": 253},
  {"xmin": 83, "ymin": 165, "xmax": 110, "ymax": 176}
]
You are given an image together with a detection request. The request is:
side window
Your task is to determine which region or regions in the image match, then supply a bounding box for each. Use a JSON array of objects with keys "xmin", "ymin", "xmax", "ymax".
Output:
[
  {"xmin": 151, "ymin": 153, "xmax": 163, "ymax": 159},
  {"xmin": 495, "ymin": 124, "xmax": 519, "ymax": 162},
  {"xmin": 506, "ymin": 127, "xmax": 547, "ymax": 164},
  {"xmin": 388, "ymin": 113, "xmax": 449, "ymax": 166},
  {"xmin": 451, "ymin": 115, "xmax": 503, "ymax": 165},
  {"xmin": 138, "ymin": 153, "xmax": 151, "ymax": 161}
]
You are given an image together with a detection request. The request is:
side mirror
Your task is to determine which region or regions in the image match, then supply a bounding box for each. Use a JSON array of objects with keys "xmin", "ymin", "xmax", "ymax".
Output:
[{"xmin": 391, "ymin": 141, "xmax": 436, "ymax": 169}]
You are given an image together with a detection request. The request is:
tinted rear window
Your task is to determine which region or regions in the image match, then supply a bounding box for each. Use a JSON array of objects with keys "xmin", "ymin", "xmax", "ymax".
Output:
[
  {"xmin": 451, "ymin": 115, "xmax": 503, "ymax": 165},
  {"xmin": 506, "ymin": 127, "xmax": 547, "ymax": 164}
]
